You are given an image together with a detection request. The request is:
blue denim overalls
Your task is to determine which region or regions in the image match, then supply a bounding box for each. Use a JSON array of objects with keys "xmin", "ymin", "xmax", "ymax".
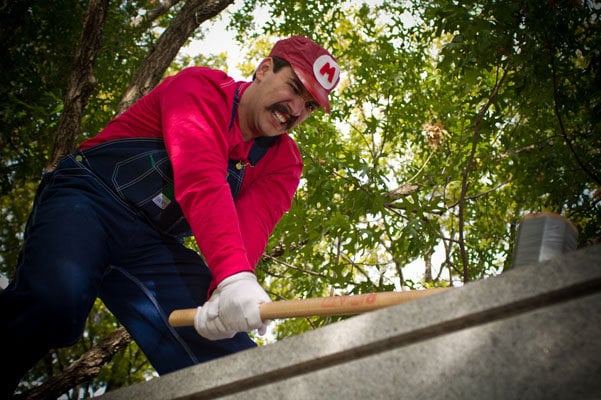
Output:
[{"xmin": 0, "ymin": 88, "xmax": 277, "ymax": 395}]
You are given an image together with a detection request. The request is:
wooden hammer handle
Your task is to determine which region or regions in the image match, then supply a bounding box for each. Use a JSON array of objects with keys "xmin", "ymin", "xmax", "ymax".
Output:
[{"xmin": 168, "ymin": 288, "xmax": 448, "ymax": 327}]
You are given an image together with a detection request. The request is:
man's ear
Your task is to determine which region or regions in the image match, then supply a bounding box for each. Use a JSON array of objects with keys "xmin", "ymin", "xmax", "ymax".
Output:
[{"xmin": 254, "ymin": 57, "xmax": 273, "ymax": 80}]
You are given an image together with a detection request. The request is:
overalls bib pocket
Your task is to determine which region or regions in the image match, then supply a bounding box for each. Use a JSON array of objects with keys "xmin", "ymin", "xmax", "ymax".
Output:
[{"xmin": 112, "ymin": 147, "xmax": 190, "ymax": 236}]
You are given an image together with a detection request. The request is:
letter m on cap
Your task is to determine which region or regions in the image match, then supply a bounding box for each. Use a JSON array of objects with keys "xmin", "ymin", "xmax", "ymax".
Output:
[{"xmin": 320, "ymin": 63, "xmax": 337, "ymax": 84}]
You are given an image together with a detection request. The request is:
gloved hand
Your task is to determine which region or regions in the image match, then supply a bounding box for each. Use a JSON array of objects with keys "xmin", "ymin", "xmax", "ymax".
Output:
[{"xmin": 194, "ymin": 272, "xmax": 271, "ymax": 340}]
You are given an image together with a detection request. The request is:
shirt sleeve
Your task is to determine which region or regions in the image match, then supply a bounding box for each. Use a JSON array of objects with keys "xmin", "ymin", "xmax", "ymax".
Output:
[{"xmin": 159, "ymin": 68, "xmax": 251, "ymax": 286}]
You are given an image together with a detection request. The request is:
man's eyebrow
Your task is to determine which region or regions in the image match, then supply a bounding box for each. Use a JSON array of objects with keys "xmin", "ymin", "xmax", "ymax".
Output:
[{"xmin": 288, "ymin": 75, "xmax": 304, "ymax": 88}]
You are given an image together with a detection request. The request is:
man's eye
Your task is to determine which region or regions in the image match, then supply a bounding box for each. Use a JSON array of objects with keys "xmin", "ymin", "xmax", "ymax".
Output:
[
  {"xmin": 306, "ymin": 102, "xmax": 318, "ymax": 112},
  {"xmin": 290, "ymin": 83, "xmax": 300, "ymax": 94}
]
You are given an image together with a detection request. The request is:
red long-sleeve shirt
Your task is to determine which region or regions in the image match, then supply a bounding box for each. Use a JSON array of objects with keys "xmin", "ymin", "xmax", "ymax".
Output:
[{"xmin": 80, "ymin": 67, "xmax": 303, "ymax": 290}]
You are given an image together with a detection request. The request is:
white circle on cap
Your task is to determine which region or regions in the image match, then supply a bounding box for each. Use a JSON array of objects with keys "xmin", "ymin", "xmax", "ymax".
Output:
[{"xmin": 313, "ymin": 54, "xmax": 340, "ymax": 91}]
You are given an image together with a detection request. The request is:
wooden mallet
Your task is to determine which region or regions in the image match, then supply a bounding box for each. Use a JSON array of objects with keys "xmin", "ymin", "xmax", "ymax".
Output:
[{"xmin": 168, "ymin": 287, "xmax": 449, "ymax": 327}]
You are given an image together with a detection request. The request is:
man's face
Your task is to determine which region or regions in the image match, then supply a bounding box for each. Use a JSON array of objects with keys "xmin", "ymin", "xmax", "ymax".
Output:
[{"xmin": 242, "ymin": 58, "xmax": 320, "ymax": 139}]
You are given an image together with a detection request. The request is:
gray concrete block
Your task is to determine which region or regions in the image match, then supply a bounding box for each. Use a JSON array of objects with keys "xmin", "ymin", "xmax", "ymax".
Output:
[{"xmin": 100, "ymin": 244, "xmax": 601, "ymax": 400}]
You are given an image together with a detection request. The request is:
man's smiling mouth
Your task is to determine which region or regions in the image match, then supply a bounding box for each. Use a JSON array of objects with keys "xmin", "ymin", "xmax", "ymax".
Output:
[
  {"xmin": 272, "ymin": 109, "xmax": 288, "ymax": 124},
  {"xmin": 269, "ymin": 104, "xmax": 298, "ymax": 130}
]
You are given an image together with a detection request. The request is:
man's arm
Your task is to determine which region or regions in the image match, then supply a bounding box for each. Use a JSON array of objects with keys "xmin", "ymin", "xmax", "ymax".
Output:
[
  {"xmin": 235, "ymin": 135, "xmax": 303, "ymax": 267},
  {"xmin": 195, "ymin": 138, "xmax": 302, "ymax": 340},
  {"xmin": 160, "ymin": 68, "xmax": 252, "ymax": 284}
]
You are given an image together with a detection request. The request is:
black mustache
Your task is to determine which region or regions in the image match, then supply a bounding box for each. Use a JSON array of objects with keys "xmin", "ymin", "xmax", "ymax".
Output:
[{"xmin": 269, "ymin": 103, "xmax": 298, "ymax": 130}]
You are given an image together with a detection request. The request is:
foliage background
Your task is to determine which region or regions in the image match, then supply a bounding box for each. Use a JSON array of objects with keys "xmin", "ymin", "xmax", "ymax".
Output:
[{"xmin": 1, "ymin": 0, "xmax": 599, "ymax": 397}]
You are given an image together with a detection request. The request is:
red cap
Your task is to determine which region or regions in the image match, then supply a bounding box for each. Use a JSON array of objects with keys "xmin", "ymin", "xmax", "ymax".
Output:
[{"xmin": 269, "ymin": 36, "xmax": 340, "ymax": 113}]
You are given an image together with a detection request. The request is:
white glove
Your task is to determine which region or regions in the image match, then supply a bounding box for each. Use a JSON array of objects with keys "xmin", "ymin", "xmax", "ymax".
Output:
[{"xmin": 194, "ymin": 272, "xmax": 271, "ymax": 340}]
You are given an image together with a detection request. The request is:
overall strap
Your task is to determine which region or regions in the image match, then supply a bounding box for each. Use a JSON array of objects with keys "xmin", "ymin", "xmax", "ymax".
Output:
[
  {"xmin": 228, "ymin": 88, "xmax": 240, "ymax": 132},
  {"xmin": 248, "ymin": 136, "xmax": 279, "ymax": 165},
  {"xmin": 229, "ymin": 87, "xmax": 279, "ymax": 166}
]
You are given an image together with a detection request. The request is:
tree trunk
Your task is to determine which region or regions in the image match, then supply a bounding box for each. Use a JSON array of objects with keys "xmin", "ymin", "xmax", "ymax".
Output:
[{"xmin": 46, "ymin": 0, "xmax": 109, "ymax": 171}]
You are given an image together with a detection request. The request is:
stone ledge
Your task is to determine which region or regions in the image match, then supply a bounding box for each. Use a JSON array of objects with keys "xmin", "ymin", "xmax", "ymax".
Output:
[{"xmin": 100, "ymin": 244, "xmax": 601, "ymax": 400}]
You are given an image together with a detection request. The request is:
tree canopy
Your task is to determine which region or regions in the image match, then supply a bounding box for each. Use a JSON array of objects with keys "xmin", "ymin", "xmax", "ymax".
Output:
[{"xmin": 1, "ymin": 0, "xmax": 599, "ymax": 397}]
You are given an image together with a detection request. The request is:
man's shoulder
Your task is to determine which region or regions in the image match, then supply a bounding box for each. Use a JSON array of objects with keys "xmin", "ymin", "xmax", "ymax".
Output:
[
  {"xmin": 272, "ymin": 133, "xmax": 297, "ymax": 149},
  {"xmin": 171, "ymin": 66, "xmax": 250, "ymax": 96},
  {"xmin": 176, "ymin": 66, "xmax": 232, "ymax": 82},
  {"xmin": 273, "ymin": 134, "xmax": 303, "ymax": 164}
]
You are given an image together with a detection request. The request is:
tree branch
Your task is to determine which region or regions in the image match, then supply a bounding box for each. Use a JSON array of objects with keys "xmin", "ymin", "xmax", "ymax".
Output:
[
  {"xmin": 457, "ymin": 67, "xmax": 509, "ymax": 283},
  {"xmin": 550, "ymin": 46, "xmax": 601, "ymax": 185},
  {"xmin": 117, "ymin": 0, "xmax": 235, "ymax": 113},
  {"xmin": 149, "ymin": 0, "xmax": 183, "ymax": 19},
  {"xmin": 19, "ymin": 327, "xmax": 132, "ymax": 400}
]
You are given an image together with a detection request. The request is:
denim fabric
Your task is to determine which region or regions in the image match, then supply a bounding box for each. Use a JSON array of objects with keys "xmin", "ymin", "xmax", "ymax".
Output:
[
  {"xmin": 78, "ymin": 138, "xmax": 193, "ymax": 237},
  {"xmin": 0, "ymin": 154, "xmax": 255, "ymax": 396}
]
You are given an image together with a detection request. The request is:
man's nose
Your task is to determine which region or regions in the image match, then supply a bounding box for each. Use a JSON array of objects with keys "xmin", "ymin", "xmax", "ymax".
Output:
[{"xmin": 290, "ymin": 97, "xmax": 308, "ymax": 117}]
